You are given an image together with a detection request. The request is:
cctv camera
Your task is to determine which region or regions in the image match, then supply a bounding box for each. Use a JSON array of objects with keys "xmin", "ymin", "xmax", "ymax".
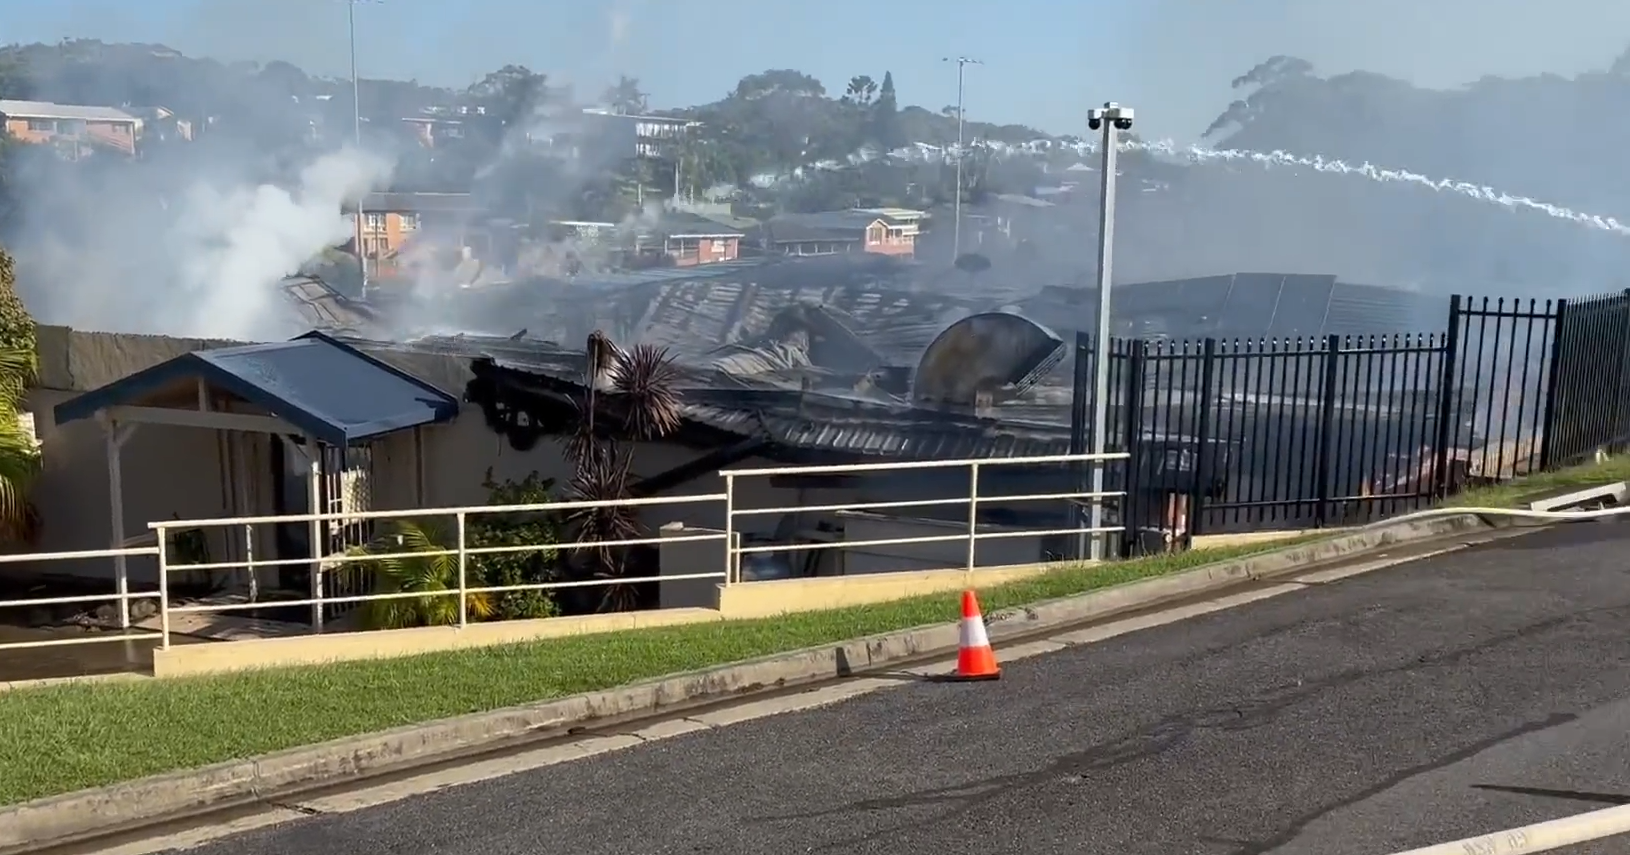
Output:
[
  {"xmin": 1087, "ymin": 117, "xmax": 1102, "ymax": 131},
  {"xmin": 1113, "ymin": 117, "xmax": 1134, "ymax": 131}
]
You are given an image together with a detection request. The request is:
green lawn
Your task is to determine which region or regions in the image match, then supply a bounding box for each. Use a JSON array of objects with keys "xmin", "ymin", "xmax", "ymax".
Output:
[
  {"xmin": 1442, "ymin": 454, "xmax": 1630, "ymax": 509},
  {"xmin": 0, "ymin": 539, "xmax": 1306, "ymax": 807}
]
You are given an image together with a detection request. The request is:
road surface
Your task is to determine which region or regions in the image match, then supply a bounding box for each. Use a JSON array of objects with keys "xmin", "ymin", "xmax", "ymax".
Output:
[{"xmin": 165, "ymin": 521, "xmax": 1630, "ymax": 855}]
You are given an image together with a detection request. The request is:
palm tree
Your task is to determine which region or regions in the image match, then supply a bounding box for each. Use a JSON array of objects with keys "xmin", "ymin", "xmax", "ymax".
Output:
[
  {"xmin": 0, "ymin": 247, "xmax": 40, "ymax": 545},
  {"xmin": 560, "ymin": 333, "xmax": 682, "ymax": 612},
  {"xmin": 345, "ymin": 519, "xmax": 495, "ymax": 629}
]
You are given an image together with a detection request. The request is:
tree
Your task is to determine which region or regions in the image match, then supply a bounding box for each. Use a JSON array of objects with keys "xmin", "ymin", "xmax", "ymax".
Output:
[
  {"xmin": 602, "ymin": 74, "xmax": 648, "ymax": 114},
  {"xmin": 466, "ymin": 64, "xmax": 550, "ymax": 129},
  {"xmin": 841, "ymin": 75, "xmax": 877, "ymax": 106},
  {"xmin": 558, "ymin": 333, "xmax": 682, "ymax": 613},
  {"xmin": 346, "ymin": 519, "xmax": 495, "ymax": 629},
  {"xmin": 872, "ymin": 71, "xmax": 901, "ymax": 150},
  {"xmin": 0, "ymin": 248, "xmax": 42, "ymax": 545}
]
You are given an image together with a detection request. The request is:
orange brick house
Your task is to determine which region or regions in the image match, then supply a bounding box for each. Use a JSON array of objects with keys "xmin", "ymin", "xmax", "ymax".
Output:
[
  {"xmin": 0, "ymin": 99, "xmax": 141, "ymax": 156},
  {"xmin": 347, "ymin": 192, "xmax": 481, "ymax": 265},
  {"xmin": 760, "ymin": 210, "xmax": 919, "ymax": 258}
]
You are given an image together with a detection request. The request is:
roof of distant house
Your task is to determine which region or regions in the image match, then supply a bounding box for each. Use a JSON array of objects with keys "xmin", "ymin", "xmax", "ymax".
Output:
[
  {"xmin": 763, "ymin": 211, "xmax": 901, "ymax": 243},
  {"xmin": 0, "ymin": 99, "xmax": 138, "ymax": 123},
  {"xmin": 356, "ymin": 192, "xmax": 479, "ymax": 213},
  {"xmin": 659, "ymin": 211, "xmax": 745, "ymax": 238}
]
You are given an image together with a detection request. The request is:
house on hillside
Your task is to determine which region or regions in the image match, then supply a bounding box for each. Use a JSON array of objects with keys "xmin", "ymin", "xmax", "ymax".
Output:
[
  {"xmin": 759, "ymin": 211, "xmax": 919, "ymax": 258},
  {"xmin": 0, "ymin": 99, "xmax": 141, "ymax": 157},
  {"xmin": 346, "ymin": 192, "xmax": 482, "ymax": 271},
  {"xmin": 550, "ymin": 212, "xmax": 744, "ymax": 268}
]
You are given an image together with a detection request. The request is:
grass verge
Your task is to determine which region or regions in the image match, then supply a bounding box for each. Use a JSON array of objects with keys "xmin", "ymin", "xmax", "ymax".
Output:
[
  {"xmin": 1443, "ymin": 454, "xmax": 1630, "ymax": 509},
  {"xmin": 0, "ymin": 538, "xmax": 1313, "ymax": 807}
]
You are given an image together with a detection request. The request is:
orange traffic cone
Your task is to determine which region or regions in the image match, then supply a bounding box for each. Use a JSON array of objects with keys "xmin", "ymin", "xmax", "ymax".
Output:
[{"xmin": 953, "ymin": 589, "xmax": 1001, "ymax": 681}]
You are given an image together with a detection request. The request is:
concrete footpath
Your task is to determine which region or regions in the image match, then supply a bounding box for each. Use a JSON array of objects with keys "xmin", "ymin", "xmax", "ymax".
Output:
[{"xmin": 87, "ymin": 520, "xmax": 1630, "ymax": 854}]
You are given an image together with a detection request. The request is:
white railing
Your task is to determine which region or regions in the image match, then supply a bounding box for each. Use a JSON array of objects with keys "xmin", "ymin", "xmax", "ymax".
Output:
[
  {"xmin": 1385, "ymin": 802, "xmax": 1630, "ymax": 854},
  {"xmin": 721, "ymin": 451, "xmax": 1130, "ymax": 583},
  {"xmin": 145, "ymin": 491, "xmax": 728, "ymax": 649},
  {"xmin": 0, "ymin": 451, "xmax": 1131, "ymax": 653},
  {"xmin": 0, "ymin": 544, "xmax": 161, "ymax": 650}
]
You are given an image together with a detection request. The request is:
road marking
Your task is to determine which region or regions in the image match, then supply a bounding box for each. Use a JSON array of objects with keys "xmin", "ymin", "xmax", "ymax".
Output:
[{"xmin": 83, "ymin": 539, "xmax": 1492, "ymax": 853}]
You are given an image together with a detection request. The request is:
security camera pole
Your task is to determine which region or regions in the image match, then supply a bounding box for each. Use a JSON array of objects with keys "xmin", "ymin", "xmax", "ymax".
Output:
[
  {"xmin": 1085, "ymin": 101, "xmax": 1133, "ymax": 561},
  {"xmin": 348, "ymin": 0, "xmax": 373, "ymax": 296},
  {"xmin": 941, "ymin": 56, "xmax": 981, "ymax": 261}
]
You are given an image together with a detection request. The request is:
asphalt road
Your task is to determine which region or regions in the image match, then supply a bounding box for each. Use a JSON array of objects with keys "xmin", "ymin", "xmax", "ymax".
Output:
[{"xmin": 172, "ymin": 521, "xmax": 1630, "ymax": 855}]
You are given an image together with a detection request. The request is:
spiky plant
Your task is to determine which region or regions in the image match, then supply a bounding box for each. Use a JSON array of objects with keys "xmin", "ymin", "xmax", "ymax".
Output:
[
  {"xmin": 609, "ymin": 343, "xmax": 682, "ymax": 440},
  {"xmin": 345, "ymin": 519, "xmax": 495, "ymax": 629},
  {"xmin": 564, "ymin": 449, "xmax": 644, "ymax": 612},
  {"xmin": 0, "ymin": 247, "xmax": 40, "ymax": 545}
]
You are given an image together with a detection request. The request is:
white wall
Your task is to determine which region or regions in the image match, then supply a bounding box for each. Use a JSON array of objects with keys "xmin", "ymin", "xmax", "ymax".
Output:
[{"xmin": 23, "ymin": 388, "xmax": 275, "ymax": 585}]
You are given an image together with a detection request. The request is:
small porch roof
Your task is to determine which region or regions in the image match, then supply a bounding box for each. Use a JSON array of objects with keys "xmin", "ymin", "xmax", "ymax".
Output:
[{"xmin": 53, "ymin": 331, "xmax": 459, "ymax": 445}]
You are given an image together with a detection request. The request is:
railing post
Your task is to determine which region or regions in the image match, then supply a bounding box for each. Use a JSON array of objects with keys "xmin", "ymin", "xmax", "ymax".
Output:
[
  {"xmin": 1538, "ymin": 298, "xmax": 1569, "ymax": 471},
  {"xmin": 722, "ymin": 473, "xmax": 736, "ymax": 585},
  {"xmin": 1188, "ymin": 338, "xmax": 1218, "ymax": 540},
  {"xmin": 155, "ymin": 524, "xmax": 171, "ymax": 650},
  {"xmin": 1119, "ymin": 342, "xmax": 1146, "ymax": 558},
  {"xmin": 456, "ymin": 510, "xmax": 468, "ymax": 628},
  {"xmin": 1314, "ymin": 334, "xmax": 1342, "ymax": 528},
  {"xmin": 1432, "ymin": 296, "xmax": 1463, "ymax": 498},
  {"xmin": 965, "ymin": 462, "xmax": 981, "ymax": 574},
  {"xmin": 1068, "ymin": 332, "xmax": 1091, "ymax": 560}
]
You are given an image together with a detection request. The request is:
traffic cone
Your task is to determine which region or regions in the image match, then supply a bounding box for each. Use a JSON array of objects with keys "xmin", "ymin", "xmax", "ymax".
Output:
[{"xmin": 953, "ymin": 589, "xmax": 1001, "ymax": 681}]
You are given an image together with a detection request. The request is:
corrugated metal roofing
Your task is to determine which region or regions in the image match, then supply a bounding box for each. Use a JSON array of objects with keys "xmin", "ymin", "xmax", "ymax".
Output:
[
  {"xmin": 0, "ymin": 99, "xmax": 137, "ymax": 123},
  {"xmin": 53, "ymin": 332, "xmax": 459, "ymax": 446}
]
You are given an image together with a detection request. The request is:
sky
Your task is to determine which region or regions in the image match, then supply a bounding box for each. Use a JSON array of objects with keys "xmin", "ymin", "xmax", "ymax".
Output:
[{"xmin": 3, "ymin": 0, "xmax": 1630, "ymax": 142}]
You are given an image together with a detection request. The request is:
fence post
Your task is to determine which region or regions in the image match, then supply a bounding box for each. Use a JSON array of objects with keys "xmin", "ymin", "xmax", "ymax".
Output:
[
  {"xmin": 155, "ymin": 523, "xmax": 171, "ymax": 651},
  {"xmin": 456, "ymin": 510, "xmax": 468, "ymax": 628},
  {"xmin": 1314, "ymin": 334, "xmax": 1342, "ymax": 527},
  {"xmin": 722, "ymin": 473, "xmax": 736, "ymax": 585},
  {"xmin": 1615, "ymin": 290, "xmax": 1630, "ymax": 451},
  {"xmin": 1432, "ymin": 296, "xmax": 1463, "ymax": 498},
  {"xmin": 1068, "ymin": 333, "xmax": 1091, "ymax": 560},
  {"xmin": 1187, "ymin": 339, "xmax": 1218, "ymax": 540},
  {"xmin": 1119, "ymin": 342, "xmax": 1146, "ymax": 557},
  {"xmin": 1538, "ymin": 299, "xmax": 1570, "ymax": 470},
  {"xmin": 965, "ymin": 462, "xmax": 981, "ymax": 573}
]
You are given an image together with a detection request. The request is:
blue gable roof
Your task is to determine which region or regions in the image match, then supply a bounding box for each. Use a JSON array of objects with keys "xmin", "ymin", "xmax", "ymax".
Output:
[{"xmin": 53, "ymin": 331, "xmax": 458, "ymax": 446}]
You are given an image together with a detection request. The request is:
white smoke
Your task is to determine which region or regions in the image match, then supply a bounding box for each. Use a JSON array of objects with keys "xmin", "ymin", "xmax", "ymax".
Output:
[
  {"xmin": 12, "ymin": 145, "xmax": 392, "ymax": 341},
  {"xmin": 170, "ymin": 148, "xmax": 392, "ymax": 339}
]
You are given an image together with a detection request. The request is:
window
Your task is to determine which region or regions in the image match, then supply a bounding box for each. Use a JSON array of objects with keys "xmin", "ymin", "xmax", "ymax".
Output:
[
  {"xmin": 25, "ymin": 119, "xmax": 54, "ymax": 132},
  {"xmin": 712, "ymin": 239, "xmax": 728, "ymax": 253},
  {"xmin": 399, "ymin": 213, "xmax": 420, "ymax": 231},
  {"xmin": 364, "ymin": 213, "xmax": 387, "ymax": 232}
]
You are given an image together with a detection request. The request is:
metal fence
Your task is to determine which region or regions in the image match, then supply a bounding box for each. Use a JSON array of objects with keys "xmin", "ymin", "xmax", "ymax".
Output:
[
  {"xmin": 0, "ymin": 452, "xmax": 1129, "ymax": 652},
  {"xmin": 1071, "ymin": 290, "xmax": 1630, "ymax": 547}
]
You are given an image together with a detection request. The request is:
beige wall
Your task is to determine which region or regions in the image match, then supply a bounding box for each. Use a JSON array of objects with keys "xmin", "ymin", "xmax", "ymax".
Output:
[{"xmin": 22, "ymin": 388, "xmax": 276, "ymax": 586}]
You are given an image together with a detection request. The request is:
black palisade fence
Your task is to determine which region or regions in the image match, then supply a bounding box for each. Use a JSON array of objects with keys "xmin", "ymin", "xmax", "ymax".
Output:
[{"xmin": 1069, "ymin": 290, "xmax": 1630, "ymax": 557}]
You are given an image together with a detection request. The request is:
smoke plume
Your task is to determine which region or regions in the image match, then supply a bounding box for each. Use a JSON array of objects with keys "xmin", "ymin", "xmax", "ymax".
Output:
[{"xmin": 9, "ymin": 142, "xmax": 391, "ymax": 341}]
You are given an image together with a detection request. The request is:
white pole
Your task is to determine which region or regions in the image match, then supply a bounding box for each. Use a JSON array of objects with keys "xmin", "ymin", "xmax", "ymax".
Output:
[
  {"xmin": 349, "ymin": 0, "xmax": 369, "ymax": 297},
  {"xmin": 942, "ymin": 56, "xmax": 980, "ymax": 263},
  {"xmin": 1088, "ymin": 109, "xmax": 1120, "ymax": 561},
  {"xmin": 952, "ymin": 62, "xmax": 965, "ymax": 262},
  {"xmin": 105, "ymin": 422, "xmax": 129, "ymax": 628}
]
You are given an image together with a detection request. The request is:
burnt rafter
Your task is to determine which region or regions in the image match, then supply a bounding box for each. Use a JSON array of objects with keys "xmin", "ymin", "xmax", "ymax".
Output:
[{"xmin": 464, "ymin": 357, "xmax": 574, "ymax": 451}]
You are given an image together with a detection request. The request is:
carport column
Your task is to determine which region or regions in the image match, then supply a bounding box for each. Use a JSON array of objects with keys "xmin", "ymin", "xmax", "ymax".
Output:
[
  {"xmin": 307, "ymin": 442, "xmax": 325, "ymax": 632},
  {"xmin": 103, "ymin": 418, "xmax": 139, "ymax": 629}
]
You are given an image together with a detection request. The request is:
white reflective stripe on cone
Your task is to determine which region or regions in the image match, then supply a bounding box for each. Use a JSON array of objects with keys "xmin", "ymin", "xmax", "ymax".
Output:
[{"xmin": 960, "ymin": 615, "xmax": 990, "ymax": 649}]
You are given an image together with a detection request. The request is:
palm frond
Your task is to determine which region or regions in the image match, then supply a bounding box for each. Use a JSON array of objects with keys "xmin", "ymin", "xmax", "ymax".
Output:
[{"xmin": 608, "ymin": 343, "xmax": 682, "ymax": 440}]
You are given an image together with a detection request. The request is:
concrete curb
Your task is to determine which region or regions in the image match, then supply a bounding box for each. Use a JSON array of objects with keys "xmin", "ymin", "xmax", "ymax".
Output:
[{"xmin": 0, "ymin": 512, "xmax": 1499, "ymax": 851}]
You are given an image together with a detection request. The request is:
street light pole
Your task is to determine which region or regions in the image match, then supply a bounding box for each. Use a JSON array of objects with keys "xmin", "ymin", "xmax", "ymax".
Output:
[
  {"xmin": 942, "ymin": 56, "xmax": 980, "ymax": 262},
  {"xmin": 348, "ymin": 0, "xmax": 370, "ymax": 296},
  {"xmin": 1086, "ymin": 101, "xmax": 1133, "ymax": 561}
]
